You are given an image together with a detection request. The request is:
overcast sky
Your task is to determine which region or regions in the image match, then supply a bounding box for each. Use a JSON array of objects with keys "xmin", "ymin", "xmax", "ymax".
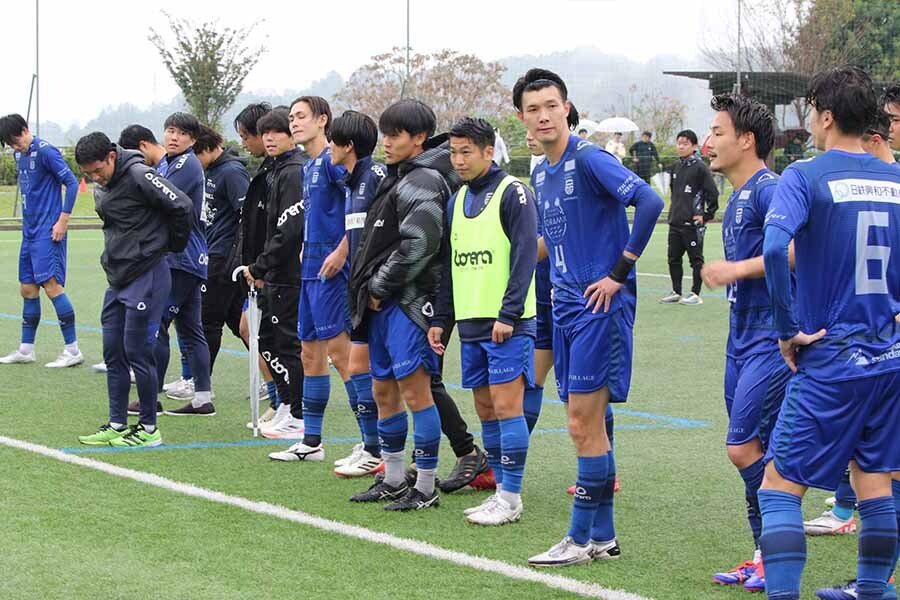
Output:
[{"xmin": 2, "ymin": 0, "xmax": 734, "ymax": 127}]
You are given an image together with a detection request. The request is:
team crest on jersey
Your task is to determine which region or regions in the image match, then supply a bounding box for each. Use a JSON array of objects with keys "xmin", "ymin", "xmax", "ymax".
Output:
[
  {"xmin": 29, "ymin": 160, "xmax": 35, "ymax": 170},
  {"xmin": 358, "ymin": 182, "xmax": 366, "ymax": 196},
  {"xmin": 542, "ymin": 198, "xmax": 567, "ymax": 241},
  {"xmin": 564, "ymin": 177, "xmax": 574, "ymax": 195},
  {"xmin": 735, "ymin": 206, "xmax": 743, "ymax": 224},
  {"xmin": 312, "ymin": 171, "xmax": 319, "ymax": 183}
]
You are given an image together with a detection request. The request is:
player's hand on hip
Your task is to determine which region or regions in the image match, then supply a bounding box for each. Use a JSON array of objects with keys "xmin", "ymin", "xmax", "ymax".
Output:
[
  {"xmin": 702, "ymin": 260, "xmax": 737, "ymax": 289},
  {"xmin": 778, "ymin": 329, "xmax": 827, "ymax": 373},
  {"xmin": 584, "ymin": 276, "xmax": 623, "ymax": 314},
  {"xmin": 693, "ymin": 215, "xmax": 705, "ymax": 226},
  {"xmin": 51, "ymin": 215, "xmax": 69, "ymax": 242},
  {"xmin": 491, "ymin": 321, "xmax": 513, "ymax": 344},
  {"xmin": 427, "ymin": 327, "xmax": 445, "ymax": 355},
  {"xmin": 368, "ymin": 294, "xmax": 383, "ymax": 312}
]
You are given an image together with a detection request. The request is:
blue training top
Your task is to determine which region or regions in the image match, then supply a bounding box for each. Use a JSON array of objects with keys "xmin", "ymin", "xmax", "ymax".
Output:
[
  {"xmin": 159, "ymin": 148, "xmax": 208, "ymax": 279},
  {"xmin": 302, "ymin": 146, "xmax": 348, "ymax": 280},
  {"xmin": 764, "ymin": 151, "xmax": 900, "ymax": 382},
  {"xmin": 15, "ymin": 137, "xmax": 78, "ymax": 240},
  {"xmin": 344, "ymin": 155, "xmax": 386, "ymax": 263}
]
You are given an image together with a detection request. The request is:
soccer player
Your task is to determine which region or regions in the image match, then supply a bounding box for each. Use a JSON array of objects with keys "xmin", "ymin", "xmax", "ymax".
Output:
[
  {"xmin": 628, "ymin": 130, "xmax": 662, "ymax": 183},
  {"xmin": 0, "ymin": 114, "xmax": 82, "ymax": 368},
  {"xmin": 328, "ymin": 110, "xmax": 387, "ymax": 477},
  {"xmin": 514, "ymin": 69, "xmax": 664, "ymax": 567},
  {"xmin": 429, "ymin": 117, "xmax": 537, "ymax": 525},
  {"xmin": 659, "ymin": 129, "xmax": 718, "ymax": 306},
  {"xmin": 347, "ymin": 99, "xmax": 452, "ymax": 511},
  {"xmin": 147, "ymin": 113, "xmax": 214, "ymax": 416},
  {"xmin": 117, "ymin": 124, "xmax": 195, "ymax": 402},
  {"xmin": 191, "ymin": 125, "xmax": 250, "ymax": 376},
  {"xmin": 699, "ymin": 93, "xmax": 792, "ymax": 592},
  {"xmin": 885, "ymin": 86, "xmax": 900, "ymax": 153},
  {"xmin": 75, "ymin": 132, "xmax": 191, "ymax": 447},
  {"xmin": 232, "ymin": 102, "xmax": 286, "ymax": 430},
  {"xmin": 238, "ymin": 108, "xmax": 307, "ymax": 444},
  {"xmin": 759, "ymin": 66, "xmax": 900, "ymax": 600},
  {"xmin": 861, "ymin": 109, "xmax": 897, "ymax": 167}
]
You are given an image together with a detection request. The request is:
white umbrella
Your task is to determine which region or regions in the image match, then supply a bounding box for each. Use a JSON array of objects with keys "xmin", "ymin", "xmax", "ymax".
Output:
[
  {"xmin": 233, "ymin": 266, "xmax": 262, "ymax": 437},
  {"xmin": 572, "ymin": 118, "xmax": 602, "ymax": 136},
  {"xmin": 597, "ymin": 117, "xmax": 640, "ymax": 133}
]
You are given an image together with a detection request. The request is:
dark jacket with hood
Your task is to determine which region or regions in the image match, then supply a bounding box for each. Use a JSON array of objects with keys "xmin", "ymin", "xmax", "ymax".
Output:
[
  {"xmin": 349, "ymin": 134, "xmax": 460, "ymax": 332},
  {"xmin": 248, "ymin": 147, "xmax": 308, "ymax": 286},
  {"xmin": 93, "ymin": 145, "xmax": 193, "ymax": 288},
  {"xmin": 203, "ymin": 146, "xmax": 250, "ymax": 259},
  {"xmin": 229, "ymin": 155, "xmax": 273, "ymax": 276}
]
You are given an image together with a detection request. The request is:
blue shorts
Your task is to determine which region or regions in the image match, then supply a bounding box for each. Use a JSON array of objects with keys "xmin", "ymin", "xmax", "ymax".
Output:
[
  {"xmin": 766, "ymin": 369, "xmax": 900, "ymax": 490},
  {"xmin": 368, "ymin": 302, "xmax": 439, "ymax": 381},
  {"xmin": 724, "ymin": 351, "xmax": 791, "ymax": 447},
  {"xmin": 19, "ymin": 236, "xmax": 66, "ymax": 285},
  {"xmin": 460, "ymin": 335, "xmax": 535, "ymax": 389},
  {"xmin": 553, "ymin": 309, "xmax": 633, "ymax": 402},
  {"xmin": 535, "ymin": 302, "xmax": 553, "ymax": 351},
  {"xmin": 298, "ymin": 275, "xmax": 350, "ymax": 341}
]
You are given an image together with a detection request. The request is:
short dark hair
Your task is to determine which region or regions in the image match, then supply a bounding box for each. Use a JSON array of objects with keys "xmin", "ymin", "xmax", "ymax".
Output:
[
  {"xmin": 882, "ymin": 85, "xmax": 900, "ymax": 108},
  {"xmin": 234, "ymin": 102, "xmax": 272, "ymax": 136},
  {"xmin": 865, "ymin": 110, "xmax": 892, "ymax": 141},
  {"xmin": 291, "ymin": 95, "xmax": 333, "ymax": 139},
  {"xmin": 193, "ymin": 125, "xmax": 224, "ymax": 154},
  {"xmin": 642, "ymin": 131, "xmax": 652, "ymax": 138},
  {"xmin": 512, "ymin": 68, "xmax": 568, "ymax": 112},
  {"xmin": 0, "ymin": 113, "xmax": 28, "ymax": 147},
  {"xmin": 330, "ymin": 110, "xmax": 378, "ymax": 158},
  {"xmin": 578, "ymin": 128, "xmax": 588, "ymax": 134},
  {"xmin": 75, "ymin": 132, "xmax": 115, "ymax": 165},
  {"xmin": 805, "ymin": 65, "xmax": 877, "ymax": 136},
  {"xmin": 449, "ymin": 117, "xmax": 496, "ymax": 149},
  {"xmin": 378, "ymin": 99, "xmax": 436, "ymax": 139},
  {"xmin": 163, "ymin": 112, "xmax": 201, "ymax": 138},
  {"xmin": 676, "ymin": 129, "xmax": 698, "ymax": 145},
  {"xmin": 256, "ymin": 108, "xmax": 291, "ymax": 136},
  {"xmin": 118, "ymin": 124, "xmax": 157, "ymax": 150},
  {"xmin": 710, "ymin": 93, "xmax": 776, "ymax": 159}
]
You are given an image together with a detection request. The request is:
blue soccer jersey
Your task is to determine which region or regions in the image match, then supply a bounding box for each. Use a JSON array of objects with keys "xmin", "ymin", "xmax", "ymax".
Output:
[
  {"xmin": 722, "ymin": 168, "xmax": 784, "ymax": 358},
  {"xmin": 15, "ymin": 137, "xmax": 78, "ymax": 240},
  {"xmin": 344, "ymin": 155, "xmax": 386, "ymax": 263},
  {"xmin": 159, "ymin": 149, "xmax": 209, "ymax": 280},
  {"xmin": 531, "ymin": 135, "xmax": 646, "ymax": 324},
  {"xmin": 764, "ymin": 150, "xmax": 900, "ymax": 381},
  {"xmin": 302, "ymin": 147, "xmax": 348, "ymax": 280}
]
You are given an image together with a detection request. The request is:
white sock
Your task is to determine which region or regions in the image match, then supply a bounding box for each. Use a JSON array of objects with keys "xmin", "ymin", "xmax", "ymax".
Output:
[
  {"xmin": 143, "ymin": 424, "xmax": 156, "ymax": 433},
  {"xmin": 109, "ymin": 422, "xmax": 126, "ymax": 431},
  {"xmin": 192, "ymin": 391, "xmax": 212, "ymax": 408},
  {"xmin": 65, "ymin": 342, "xmax": 79, "ymax": 354},
  {"xmin": 499, "ymin": 489, "xmax": 521, "ymax": 508},
  {"xmin": 19, "ymin": 343, "xmax": 35, "ymax": 355}
]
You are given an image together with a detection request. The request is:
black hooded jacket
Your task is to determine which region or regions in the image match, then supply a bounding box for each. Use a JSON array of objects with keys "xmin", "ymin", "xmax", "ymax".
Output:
[
  {"xmin": 248, "ymin": 147, "xmax": 308, "ymax": 286},
  {"xmin": 349, "ymin": 134, "xmax": 460, "ymax": 332},
  {"xmin": 203, "ymin": 146, "xmax": 249, "ymax": 258},
  {"xmin": 229, "ymin": 155, "xmax": 272, "ymax": 275},
  {"xmin": 93, "ymin": 145, "xmax": 193, "ymax": 288}
]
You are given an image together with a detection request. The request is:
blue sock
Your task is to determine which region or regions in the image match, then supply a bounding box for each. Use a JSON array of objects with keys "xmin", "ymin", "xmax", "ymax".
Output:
[
  {"xmin": 758, "ymin": 489, "xmax": 805, "ymax": 600},
  {"xmin": 568, "ymin": 455, "xmax": 609, "ymax": 545},
  {"xmin": 411, "ymin": 404, "xmax": 440, "ymax": 470},
  {"xmin": 350, "ymin": 373, "xmax": 379, "ymax": 456},
  {"xmin": 377, "ymin": 412, "xmax": 408, "ymax": 454},
  {"xmin": 523, "ymin": 385, "xmax": 543, "ymax": 433},
  {"xmin": 739, "ymin": 458, "xmax": 766, "ymax": 546},
  {"xmin": 498, "ymin": 415, "xmax": 529, "ymax": 494},
  {"xmin": 591, "ymin": 450, "xmax": 617, "ymax": 542},
  {"xmin": 892, "ymin": 480, "xmax": 900, "ymax": 579},
  {"xmin": 834, "ymin": 469, "xmax": 857, "ymax": 520},
  {"xmin": 857, "ymin": 496, "xmax": 898, "ymax": 600},
  {"xmin": 344, "ymin": 378, "xmax": 360, "ymax": 432},
  {"xmin": 50, "ymin": 294, "xmax": 76, "ymax": 345},
  {"xmin": 22, "ymin": 297, "xmax": 40, "ymax": 344},
  {"xmin": 266, "ymin": 380, "xmax": 280, "ymax": 408},
  {"xmin": 301, "ymin": 375, "xmax": 330, "ymax": 445},
  {"xmin": 180, "ymin": 351, "xmax": 192, "ymax": 380},
  {"xmin": 480, "ymin": 419, "xmax": 503, "ymax": 488}
]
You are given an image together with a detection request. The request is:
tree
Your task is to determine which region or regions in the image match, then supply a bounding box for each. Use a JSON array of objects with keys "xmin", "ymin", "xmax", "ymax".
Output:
[
  {"xmin": 632, "ymin": 89, "xmax": 687, "ymax": 145},
  {"xmin": 334, "ymin": 47, "xmax": 509, "ymax": 133},
  {"xmin": 149, "ymin": 12, "xmax": 266, "ymax": 129}
]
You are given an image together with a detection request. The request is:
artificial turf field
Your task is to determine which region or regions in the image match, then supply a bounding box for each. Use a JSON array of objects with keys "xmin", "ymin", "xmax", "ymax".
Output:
[{"xmin": 0, "ymin": 226, "xmax": 858, "ymax": 600}]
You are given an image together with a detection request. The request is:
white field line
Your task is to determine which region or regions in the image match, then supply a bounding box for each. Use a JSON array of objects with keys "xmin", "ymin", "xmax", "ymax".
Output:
[{"xmin": 0, "ymin": 434, "xmax": 653, "ymax": 600}]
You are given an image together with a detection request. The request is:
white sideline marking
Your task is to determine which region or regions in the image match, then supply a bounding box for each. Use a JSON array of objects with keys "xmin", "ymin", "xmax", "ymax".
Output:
[
  {"xmin": 636, "ymin": 272, "xmax": 682, "ymax": 280},
  {"xmin": 0, "ymin": 434, "xmax": 652, "ymax": 600}
]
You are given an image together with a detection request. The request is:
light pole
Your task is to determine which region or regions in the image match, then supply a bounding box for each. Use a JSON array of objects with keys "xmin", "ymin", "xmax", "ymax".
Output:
[{"xmin": 735, "ymin": 0, "xmax": 742, "ymax": 95}]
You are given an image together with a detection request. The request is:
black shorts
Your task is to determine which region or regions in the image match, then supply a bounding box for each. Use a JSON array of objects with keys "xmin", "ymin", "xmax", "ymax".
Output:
[{"xmin": 351, "ymin": 311, "xmax": 370, "ymax": 344}]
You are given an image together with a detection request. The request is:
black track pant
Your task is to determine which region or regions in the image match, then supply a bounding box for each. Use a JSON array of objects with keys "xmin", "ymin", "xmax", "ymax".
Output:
[
  {"xmin": 201, "ymin": 255, "xmax": 246, "ymax": 373},
  {"xmin": 667, "ymin": 223, "xmax": 705, "ymax": 296},
  {"xmin": 258, "ymin": 284, "xmax": 304, "ymax": 419}
]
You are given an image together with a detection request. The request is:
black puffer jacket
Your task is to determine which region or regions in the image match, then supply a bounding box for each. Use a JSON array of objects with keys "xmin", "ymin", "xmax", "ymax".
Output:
[
  {"xmin": 229, "ymin": 155, "xmax": 273, "ymax": 275},
  {"xmin": 248, "ymin": 147, "xmax": 308, "ymax": 286},
  {"xmin": 93, "ymin": 145, "xmax": 192, "ymax": 288},
  {"xmin": 349, "ymin": 134, "xmax": 460, "ymax": 332}
]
